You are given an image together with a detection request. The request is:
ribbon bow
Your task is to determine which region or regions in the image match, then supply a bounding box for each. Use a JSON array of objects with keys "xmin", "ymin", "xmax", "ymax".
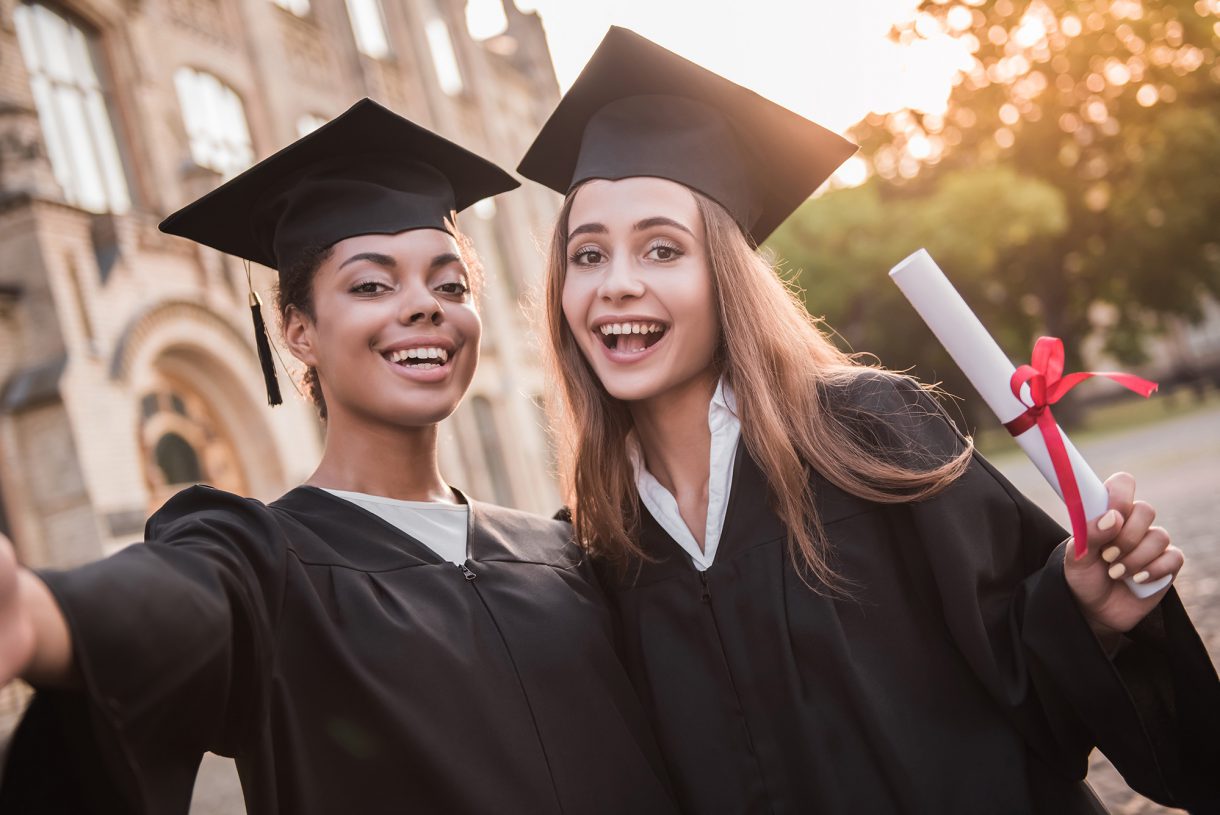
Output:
[{"xmin": 1003, "ymin": 337, "xmax": 1157, "ymax": 559}]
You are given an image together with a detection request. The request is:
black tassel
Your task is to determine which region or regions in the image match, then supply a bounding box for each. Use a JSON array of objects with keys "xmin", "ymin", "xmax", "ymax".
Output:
[{"xmin": 249, "ymin": 292, "xmax": 282, "ymax": 406}]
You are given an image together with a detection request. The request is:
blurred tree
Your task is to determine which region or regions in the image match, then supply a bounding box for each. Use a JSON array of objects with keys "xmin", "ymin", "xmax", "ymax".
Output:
[
  {"xmin": 771, "ymin": 0, "xmax": 1220, "ymax": 419},
  {"xmin": 769, "ymin": 166, "xmax": 1068, "ymax": 427}
]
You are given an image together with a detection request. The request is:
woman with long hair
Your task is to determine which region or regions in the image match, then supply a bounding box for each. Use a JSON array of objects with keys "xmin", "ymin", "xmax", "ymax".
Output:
[
  {"xmin": 0, "ymin": 99, "xmax": 676, "ymax": 815},
  {"xmin": 520, "ymin": 28, "xmax": 1218, "ymax": 814}
]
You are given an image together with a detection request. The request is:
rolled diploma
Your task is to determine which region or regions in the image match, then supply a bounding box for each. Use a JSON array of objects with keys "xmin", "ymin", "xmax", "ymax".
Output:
[{"xmin": 889, "ymin": 249, "xmax": 1170, "ymax": 599}]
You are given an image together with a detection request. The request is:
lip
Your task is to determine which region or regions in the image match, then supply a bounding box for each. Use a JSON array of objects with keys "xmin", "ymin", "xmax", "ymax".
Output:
[{"xmin": 379, "ymin": 335, "xmax": 458, "ymax": 384}]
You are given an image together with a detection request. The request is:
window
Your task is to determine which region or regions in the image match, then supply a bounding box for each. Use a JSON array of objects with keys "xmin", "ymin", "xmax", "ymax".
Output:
[
  {"xmin": 271, "ymin": 0, "xmax": 310, "ymax": 15},
  {"xmin": 345, "ymin": 0, "xmax": 390, "ymax": 59},
  {"xmin": 472, "ymin": 198, "xmax": 497, "ymax": 219},
  {"xmin": 465, "ymin": 0, "xmax": 507, "ymax": 41},
  {"xmin": 154, "ymin": 432, "xmax": 203, "ymax": 485},
  {"xmin": 423, "ymin": 6, "xmax": 465, "ymax": 96},
  {"xmin": 140, "ymin": 383, "xmax": 246, "ymax": 505},
  {"xmin": 296, "ymin": 113, "xmax": 328, "ymax": 137},
  {"xmin": 13, "ymin": 2, "xmax": 131, "ymax": 213},
  {"xmin": 173, "ymin": 68, "xmax": 254, "ymax": 178}
]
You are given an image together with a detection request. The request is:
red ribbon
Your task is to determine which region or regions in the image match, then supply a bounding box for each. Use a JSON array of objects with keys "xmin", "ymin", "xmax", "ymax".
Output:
[{"xmin": 1003, "ymin": 337, "xmax": 1158, "ymax": 559}]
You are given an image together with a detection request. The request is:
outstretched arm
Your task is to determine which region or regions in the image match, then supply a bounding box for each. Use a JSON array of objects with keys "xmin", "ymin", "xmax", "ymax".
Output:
[{"xmin": 0, "ymin": 533, "xmax": 75, "ymax": 688}]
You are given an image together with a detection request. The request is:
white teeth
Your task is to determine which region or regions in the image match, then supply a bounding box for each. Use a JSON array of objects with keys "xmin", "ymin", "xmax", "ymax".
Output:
[
  {"xmin": 387, "ymin": 347, "xmax": 449, "ymax": 364},
  {"xmin": 599, "ymin": 322, "xmax": 665, "ymax": 336}
]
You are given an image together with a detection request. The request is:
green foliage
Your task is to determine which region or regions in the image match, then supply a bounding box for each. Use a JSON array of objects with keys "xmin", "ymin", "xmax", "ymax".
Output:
[
  {"xmin": 770, "ymin": 0, "xmax": 1220, "ymax": 425},
  {"xmin": 769, "ymin": 166, "xmax": 1069, "ymax": 427}
]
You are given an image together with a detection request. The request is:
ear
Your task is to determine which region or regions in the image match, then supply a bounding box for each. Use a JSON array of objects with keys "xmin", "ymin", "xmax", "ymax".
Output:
[{"xmin": 283, "ymin": 305, "xmax": 319, "ymax": 367}]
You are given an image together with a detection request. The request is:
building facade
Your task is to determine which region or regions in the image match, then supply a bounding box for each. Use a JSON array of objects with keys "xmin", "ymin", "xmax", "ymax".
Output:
[{"xmin": 0, "ymin": 0, "xmax": 566, "ymax": 581}]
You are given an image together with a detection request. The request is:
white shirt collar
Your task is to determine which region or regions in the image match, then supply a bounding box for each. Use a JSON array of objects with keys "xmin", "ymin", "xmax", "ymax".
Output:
[{"xmin": 627, "ymin": 378, "xmax": 741, "ymax": 571}]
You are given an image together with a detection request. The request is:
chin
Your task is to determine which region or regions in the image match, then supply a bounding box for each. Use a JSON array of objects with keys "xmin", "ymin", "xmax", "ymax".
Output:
[
  {"xmin": 596, "ymin": 371, "xmax": 669, "ymax": 404},
  {"xmin": 395, "ymin": 394, "xmax": 465, "ymax": 426}
]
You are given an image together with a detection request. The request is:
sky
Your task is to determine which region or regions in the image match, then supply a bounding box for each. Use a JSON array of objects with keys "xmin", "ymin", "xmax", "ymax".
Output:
[{"xmin": 465, "ymin": 0, "xmax": 976, "ymax": 185}]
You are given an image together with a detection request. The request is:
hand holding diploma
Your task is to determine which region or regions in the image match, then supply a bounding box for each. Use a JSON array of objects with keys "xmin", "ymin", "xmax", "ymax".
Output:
[
  {"xmin": 1065, "ymin": 472, "xmax": 1184, "ymax": 639},
  {"xmin": 889, "ymin": 249, "xmax": 1179, "ymax": 634}
]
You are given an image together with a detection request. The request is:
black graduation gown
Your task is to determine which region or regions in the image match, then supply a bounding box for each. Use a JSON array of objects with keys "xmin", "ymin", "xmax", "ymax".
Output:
[
  {"xmin": 597, "ymin": 375, "xmax": 1220, "ymax": 815},
  {"xmin": 0, "ymin": 485, "xmax": 677, "ymax": 815}
]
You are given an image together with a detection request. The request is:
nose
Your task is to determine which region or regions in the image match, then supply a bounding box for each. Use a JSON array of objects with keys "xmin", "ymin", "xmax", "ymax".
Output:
[
  {"xmin": 398, "ymin": 284, "xmax": 443, "ymax": 326},
  {"xmin": 597, "ymin": 254, "xmax": 645, "ymax": 302}
]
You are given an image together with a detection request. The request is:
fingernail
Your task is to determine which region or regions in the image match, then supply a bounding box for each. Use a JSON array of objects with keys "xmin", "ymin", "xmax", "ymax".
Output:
[
  {"xmin": 1101, "ymin": 546, "xmax": 1121, "ymax": 563},
  {"xmin": 1097, "ymin": 510, "xmax": 1117, "ymax": 531},
  {"xmin": 1108, "ymin": 563, "xmax": 1126, "ymax": 579},
  {"xmin": 1132, "ymin": 570, "xmax": 1150, "ymax": 584}
]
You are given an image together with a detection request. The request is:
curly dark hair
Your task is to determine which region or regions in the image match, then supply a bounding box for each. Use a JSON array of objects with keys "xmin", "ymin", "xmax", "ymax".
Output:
[{"xmin": 275, "ymin": 244, "xmax": 334, "ymax": 419}]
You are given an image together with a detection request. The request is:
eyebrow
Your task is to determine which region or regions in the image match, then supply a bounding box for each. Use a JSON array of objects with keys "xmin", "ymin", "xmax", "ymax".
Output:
[
  {"xmin": 430, "ymin": 252, "xmax": 464, "ymax": 271},
  {"xmin": 339, "ymin": 251, "xmax": 396, "ymax": 271},
  {"xmin": 567, "ymin": 222, "xmax": 607, "ymax": 240},
  {"xmin": 634, "ymin": 216, "xmax": 694, "ymax": 237},
  {"xmin": 567, "ymin": 217, "xmax": 695, "ymax": 242},
  {"xmin": 337, "ymin": 251, "xmax": 465, "ymax": 272}
]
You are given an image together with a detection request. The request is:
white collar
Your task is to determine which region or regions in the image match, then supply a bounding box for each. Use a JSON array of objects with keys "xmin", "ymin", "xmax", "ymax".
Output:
[{"xmin": 627, "ymin": 378, "xmax": 741, "ymax": 571}]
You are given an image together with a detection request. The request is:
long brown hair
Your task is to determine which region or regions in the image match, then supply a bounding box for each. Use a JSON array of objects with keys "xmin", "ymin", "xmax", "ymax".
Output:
[{"xmin": 543, "ymin": 186, "xmax": 972, "ymax": 589}]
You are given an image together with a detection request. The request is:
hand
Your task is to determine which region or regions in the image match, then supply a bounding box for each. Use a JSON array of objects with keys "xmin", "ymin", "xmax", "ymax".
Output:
[
  {"xmin": 0, "ymin": 533, "xmax": 36, "ymax": 685},
  {"xmin": 1064, "ymin": 472, "xmax": 1183, "ymax": 639}
]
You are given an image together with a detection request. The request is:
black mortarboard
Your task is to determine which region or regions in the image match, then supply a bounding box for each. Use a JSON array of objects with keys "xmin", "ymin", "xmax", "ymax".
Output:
[
  {"xmin": 159, "ymin": 98, "xmax": 518, "ymax": 406},
  {"xmin": 517, "ymin": 27, "xmax": 858, "ymax": 244}
]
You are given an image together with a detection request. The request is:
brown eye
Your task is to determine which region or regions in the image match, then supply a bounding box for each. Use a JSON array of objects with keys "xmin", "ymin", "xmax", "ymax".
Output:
[
  {"xmin": 571, "ymin": 247, "xmax": 605, "ymax": 266},
  {"xmin": 646, "ymin": 242, "xmax": 683, "ymax": 262}
]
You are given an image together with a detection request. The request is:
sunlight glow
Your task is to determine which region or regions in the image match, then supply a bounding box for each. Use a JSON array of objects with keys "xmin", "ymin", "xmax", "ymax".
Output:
[{"xmin": 510, "ymin": 1, "xmax": 978, "ymax": 185}]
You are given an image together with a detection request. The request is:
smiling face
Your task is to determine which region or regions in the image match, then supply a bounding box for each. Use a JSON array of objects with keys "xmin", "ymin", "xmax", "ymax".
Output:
[
  {"xmin": 560, "ymin": 177, "xmax": 720, "ymax": 405},
  {"xmin": 285, "ymin": 228, "xmax": 480, "ymax": 429}
]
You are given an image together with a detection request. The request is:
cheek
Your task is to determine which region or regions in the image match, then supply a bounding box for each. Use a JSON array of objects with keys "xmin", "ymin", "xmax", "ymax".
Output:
[
  {"xmin": 560, "ymin": 280, "xmax": 589, "ymax": 337},
  {"xmin": 463, "ymin": 307, "xmax": 482, "ymax": 343},
  {"xmin": 675, "ymin": 266, "xmax": 719, "ymax": 340},
  {"xmin": 452, "ymin": 306, "xmax": 482, "ymax": 356}
]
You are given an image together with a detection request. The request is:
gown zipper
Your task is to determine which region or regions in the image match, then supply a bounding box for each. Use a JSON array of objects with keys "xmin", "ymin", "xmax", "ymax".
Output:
[
  {"xmin": 456, "ymin": 560, "xmax": 564, "ymax": 813},
  {"xmin": 696, "ymin": 566, "xmax": 775, "ymax": 813}
]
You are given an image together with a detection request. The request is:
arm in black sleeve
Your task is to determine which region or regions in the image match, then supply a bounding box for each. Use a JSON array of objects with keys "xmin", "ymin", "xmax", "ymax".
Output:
[
  {"xmin": 0, "ymin": 486, "xmax": 284, "ymax": 814},
  {"xmin": 867, "ymin": 375, "xmax": 1220, "ymax": 810}
]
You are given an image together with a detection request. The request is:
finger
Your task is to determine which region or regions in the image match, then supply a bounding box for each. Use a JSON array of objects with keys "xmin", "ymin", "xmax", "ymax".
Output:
[
  {"xmin": 1081, "ymin": 507, "xmax": 1125, "ymax": 565},
  {"xmin": 1110, "ymin": 525, "xmax": 1170, "ymax": 581},
  {"xmin": 1073, "ymin": 504, "xmax": 1127, "ymax": 569},
  {"xmin": 1098, "ymin": 500, "xmax": 1155, "ymax": 567},
  {"xmin": 1104, "ymin": 472, "xmax": 1136, "ymax": 519},
  {"xmin": 1128, "ymin": 545, "xmax": 1184, "ymax": 588}
]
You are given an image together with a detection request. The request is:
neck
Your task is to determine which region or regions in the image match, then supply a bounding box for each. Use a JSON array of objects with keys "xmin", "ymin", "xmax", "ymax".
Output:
[
  {"xmin": 629, "ymin": 371, "xmax": 718, "ymax": 498},
  {"xmin": 306, "ymin": 409, "xmax": 454, "ymax": 503}
]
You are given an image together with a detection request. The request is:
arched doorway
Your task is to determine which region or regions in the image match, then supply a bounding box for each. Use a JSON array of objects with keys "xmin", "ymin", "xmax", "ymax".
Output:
[
  {"xmin": 113, "ymin": 300, "xmax": 302, "ymax": 503},
  {"xmin": 138, "ymin": 375, "xmax": 248, "ymax": 510}
]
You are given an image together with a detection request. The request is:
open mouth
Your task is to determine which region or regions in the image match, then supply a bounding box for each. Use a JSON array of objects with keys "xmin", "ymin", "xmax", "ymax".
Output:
[
  {"xmin": 383, "ymin": 346, "xmax": 451, "ymax": 370},
  {"xmin": 597, "ymin": 321, "xmax": 668, "ymax": 353}
]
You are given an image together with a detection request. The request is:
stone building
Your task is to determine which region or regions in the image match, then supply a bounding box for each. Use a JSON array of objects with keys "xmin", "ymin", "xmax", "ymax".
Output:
[{"xmin": 0, "ymin": 0, "xmax": 565, "ymax": 580}]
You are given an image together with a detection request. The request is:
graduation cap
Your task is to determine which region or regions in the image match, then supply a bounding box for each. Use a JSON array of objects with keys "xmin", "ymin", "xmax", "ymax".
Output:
[
  {"xmin": 517, "ymin": 27, "xmax": 858, "ymax": 245},
  {"xmin": 159, "ymin": 98, "xmax": 518, "ymax": 406}
]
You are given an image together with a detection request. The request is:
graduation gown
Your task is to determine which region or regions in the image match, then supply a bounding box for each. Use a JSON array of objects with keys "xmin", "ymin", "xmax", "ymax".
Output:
[
  {"xmin": 597, "ymin": 375, "xmax": 1220, "ymax": 815},
  {"xmin": 0, "ymin": 486, "xmax": 677, "ymax": 815}
]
